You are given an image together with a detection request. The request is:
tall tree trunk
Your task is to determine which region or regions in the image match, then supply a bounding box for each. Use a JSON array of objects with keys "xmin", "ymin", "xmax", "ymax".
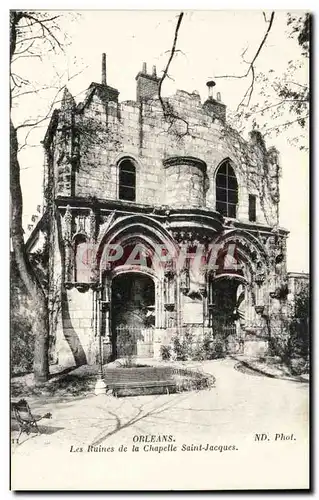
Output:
[
  {"xmin": 32, "ymin": 297, "xmax": 50, "ymax": 383},
  {"xmin": 10, "ymin": 120, "xmax": 49, "ymax": 383},
  {"xmin": 10, "ymin": 11, "xmax": 49, "ymax": 383}
]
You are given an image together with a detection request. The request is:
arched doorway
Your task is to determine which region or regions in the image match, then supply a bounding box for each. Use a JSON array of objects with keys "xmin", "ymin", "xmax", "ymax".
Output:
[{"xmin": 111, "ymin": 272, "xmax": 155, "ymax": 359}]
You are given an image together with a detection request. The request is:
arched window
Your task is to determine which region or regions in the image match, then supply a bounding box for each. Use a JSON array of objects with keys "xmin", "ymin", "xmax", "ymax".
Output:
[
  {"xmin": 216, "ymin": 160, "xmax": 238, "ymax": 218},
  {"xmin": 119, "ymin": 159, "xmax": 136, "ymax": 202}
]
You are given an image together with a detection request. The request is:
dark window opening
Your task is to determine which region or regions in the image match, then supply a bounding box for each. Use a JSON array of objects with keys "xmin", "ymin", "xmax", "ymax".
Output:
[
  {"xmin": 216, "ymin": 161, "xmax": 238, "ymax": 218},
  {"xmin": 249, "ymin": 194, "xmax": 257, "ymax": 222},
  {"xmin": 119, "ymin": 159, "xmax": 136, "ymax": 202}
]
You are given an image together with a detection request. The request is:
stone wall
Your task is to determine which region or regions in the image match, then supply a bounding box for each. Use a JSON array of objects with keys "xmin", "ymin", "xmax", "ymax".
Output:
[
  {"xmin": 41, "ymin": 70, "xmax": 288, "ymax": 367},
  {"xmin": 54, "ymin": 287, "xmax": 97, "ymax": 367},
  {"xmin": 49, "ymin": 79, "xmax": 281, "ymax": 228}
]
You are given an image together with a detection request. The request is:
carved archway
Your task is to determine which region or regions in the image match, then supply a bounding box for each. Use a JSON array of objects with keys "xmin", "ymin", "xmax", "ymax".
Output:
[
  {"xmin": 207, "ymin": 229, "xmax": 269, "ymax": 334},
  {"xmin": 96, "ymin": 214, "xmax": 179, "ymax": 274}
]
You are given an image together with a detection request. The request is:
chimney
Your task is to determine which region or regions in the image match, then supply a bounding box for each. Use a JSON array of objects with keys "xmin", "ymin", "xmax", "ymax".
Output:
[
  {"xmin": 203, "ymin": 80, "xmax": 226, "ymax": 122},
  {"xmin": 135, "ymin": 62, "xmax": 160, "ymax": 102},
  {"xmin": 102, "ymin": 53, "xmax": 107, "ymax": 85},
  {"xmin": 206, "ymin": 80, "xmax": 216, "ymax": 100},
  {"xmin": 86, "ymin": 53, "xmax": 119, "ymax": 105}
]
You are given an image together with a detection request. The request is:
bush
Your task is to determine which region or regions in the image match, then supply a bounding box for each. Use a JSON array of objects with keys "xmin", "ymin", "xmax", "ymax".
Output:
[
  {"xmin": 171, "ymin": 329, "xmax": 197, "ymax": 361},
  {"xmin": 172, "ymin": 335, "xmax": 185, "ymax": 361},
  {"xmin": 202, "ymin": 332, "xmax": 226, "ymax": 360},
  {"xmin": 11, "ymin": 316, "xmax": 34, "ymax": 375},
  {"xmin": 160, "ymin": 344, "xmax": 171, "ymax": 361},
  {"xmin": 211, "ymin": 338, "xmax": 227, "ymax": 359},
  {"xmin": 170, "ymin": 331, "xmax": 227, "ymax": 362},
  {"xmin": 192, "ymin": 337, "xmax": 205, "ymax": 361},
  {"xmin": 270, "ymin": 317, "xmax": 309, "ymax": 366},
  {"xmin": 269, "ymin": 281, "xmax": 309, "ymax": 373},
  {"xmin": 10, "ymin": 259, "xmax": 35, "ymax": 376},
  {"xmin": 289, "ymin": 357, "xmax": 308, "ymax": 376},
  {"xmin": 181, "ymin": 329, "xmax": 195, "ymax": 360}
]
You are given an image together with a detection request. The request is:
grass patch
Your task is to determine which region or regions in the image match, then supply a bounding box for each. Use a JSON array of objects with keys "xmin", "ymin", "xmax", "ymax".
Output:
[{"xmin": 11, "ymin": 364, "xmax": 215, "ymax": 400}]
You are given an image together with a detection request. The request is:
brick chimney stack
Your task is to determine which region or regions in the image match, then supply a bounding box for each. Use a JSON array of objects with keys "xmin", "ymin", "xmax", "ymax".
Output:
[
  {"xmin": 102, "ymin": 53, "xmax": 107, "ymax": 85},
  {"xmin": 136, "ymin": 62, "xmax": 160, "ymax": 102}
]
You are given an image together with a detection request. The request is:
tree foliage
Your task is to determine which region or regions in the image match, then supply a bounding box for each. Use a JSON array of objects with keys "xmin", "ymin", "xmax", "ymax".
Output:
[
  {"xmin": 250, "ymin": 13, "xmax": 309, "ymax": 148},
  {"xmin": 215, "ymin": 12, "xmax": 310, "ymax": 150}
]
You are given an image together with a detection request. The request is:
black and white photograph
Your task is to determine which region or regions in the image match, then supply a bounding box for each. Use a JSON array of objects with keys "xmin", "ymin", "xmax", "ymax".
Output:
[{"xmin": 9, "ymin": 9, "xmax": 310, "ymax": 491}]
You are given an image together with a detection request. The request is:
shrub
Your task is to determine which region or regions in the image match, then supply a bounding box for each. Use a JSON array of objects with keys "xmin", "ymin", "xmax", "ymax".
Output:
[
  {"xmin": 170, "ymin": 330, "xmax": 228, "ymax": 362},
  {"xmin": 289, "ymin": 357, "xmax": 308, "ymax": 376},
  {"xmin": 10, "ymin": 259, "xmax": 35, "ymax": 376},
  {"xmin": 172, "ymin": 335, "xmax": 185, "ymax": 361},
  {"xmin": 192, "ymin": 337, "xmax": 205, "ymax": 361},
  {"xmin": 201, "ymin": 332, "xmax": 226, "ymax": 360},
  {"xmin": 160, "ymin": 344, "xmax": 171, "ymax": 361},
  {"xmin": 211, "ymin": 337, "xmax": 227, "ymax": 359},
  {"xmin": 202, "ymin": 331, "xmax": 213, "ymax": 359},
  {"xmin": 11, "ymin": 316, "xmax": 34, "ymax": 375},
  {"xmin": 181, "ymin": 329, "xmax": 195, "ymax": 360},
  {"xmin": 269, "ymin": 281, "xmax": 309, "ymax": 373},
  {"xmin": 171, "ymin": 329, "xmax": 197, "ymax": 361}
]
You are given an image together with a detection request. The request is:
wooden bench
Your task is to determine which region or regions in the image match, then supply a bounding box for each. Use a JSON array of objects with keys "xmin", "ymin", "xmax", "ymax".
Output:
[{"xmin": 110, "ymin": 380, "xmax": 178, "ymax": 397}]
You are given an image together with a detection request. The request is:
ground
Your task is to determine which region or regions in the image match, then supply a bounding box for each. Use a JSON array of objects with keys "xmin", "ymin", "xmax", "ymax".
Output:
[{"xmin": 11, "ymin": 358, "xmax": 309, "ymax": 490}]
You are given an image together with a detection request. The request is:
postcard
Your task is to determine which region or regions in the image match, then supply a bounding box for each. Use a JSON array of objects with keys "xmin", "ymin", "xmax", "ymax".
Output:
[{"xmin": 10, "ymin": 9, "xmax": 310, "ymax": 490}]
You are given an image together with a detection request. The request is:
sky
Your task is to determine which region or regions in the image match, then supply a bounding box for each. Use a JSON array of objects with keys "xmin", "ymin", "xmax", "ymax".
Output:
[{"xmin": 12, "ymin": 10, "xmax": 309, "ymax": 273}]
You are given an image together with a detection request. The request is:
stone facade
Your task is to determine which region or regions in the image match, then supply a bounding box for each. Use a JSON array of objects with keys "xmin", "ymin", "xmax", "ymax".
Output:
[{"xmin": 30, "ymin": 60, "xmax": 290, "ymax": 367}]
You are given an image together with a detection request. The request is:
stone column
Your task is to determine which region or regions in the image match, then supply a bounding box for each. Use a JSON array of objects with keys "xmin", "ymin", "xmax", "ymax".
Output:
[
  {"xmin": 62, "ymin": 205, "xmax": 73, "ymax": 282},
  {"xmin": 154, "ymin": 278, "xmax": 165, "ymax": 358}
]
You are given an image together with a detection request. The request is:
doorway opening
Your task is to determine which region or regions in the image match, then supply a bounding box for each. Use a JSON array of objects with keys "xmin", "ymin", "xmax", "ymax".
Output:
[
  {"xmin": 210, "ymin": 277, "xmax": 246, "ymax": 350},
  {"xmin": 111, "ymin": 273, "xmax": 155, "ymax": 359}
]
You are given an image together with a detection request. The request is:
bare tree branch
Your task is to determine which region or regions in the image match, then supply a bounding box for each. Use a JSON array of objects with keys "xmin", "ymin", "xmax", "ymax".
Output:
[
  {"xmin": 156, "ymin": 12, "xmax": 195, "ymax": 139},
  {"xmin": 216, "ymin": 12, "xmax": 275, "ymax": 80},
  {"xmin": 215, "ymin": 12, "xmax": 275, "ymax": 109},
  {"xmin": 158, "ymin": 12, "xmax": 184, "ymax": 113},
  {"xmin": 21, "ymin": 13, "xmax": 63, "ymax": 52},
  {"xmin": 237, "ymin": 65, "xmax": 255, "ymax": 110}
]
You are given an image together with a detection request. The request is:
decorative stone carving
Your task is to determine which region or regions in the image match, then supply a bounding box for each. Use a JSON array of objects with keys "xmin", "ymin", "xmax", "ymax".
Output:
[
  {"xmin": 63, "ymin": 205, "xmax": 72, "ymax": 241},
  {"xmin": 89, "ymin": 209, "xmax": 96, "ymax": 241},
  {"xmin": 164, "ymin": 277, "xmax": 175, "ymax": 310},
  {"xmin": 90, "ymin": 264, "xmax": 100, "ymax": 285},
  {"xmin": 172, "ymin": 228, "xmax": 213, "ymax": 246},
  {"xmin": 268, "ymin": 147, "xmax": 281, "ymax": 202},
  {"xmin": 255, "ymin": 305, "xmax": 264, "ymax": 315},
  {"xmin": 75, "ymin": 215, "xmax": 87, "ymax": 235},
  {"xmin": 255, "ymin": 261, "xmax": 265, "ymax": 285},
  {"xmin": 180, "ymin": 268, "xmax": 190, "ymax": 294}
]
